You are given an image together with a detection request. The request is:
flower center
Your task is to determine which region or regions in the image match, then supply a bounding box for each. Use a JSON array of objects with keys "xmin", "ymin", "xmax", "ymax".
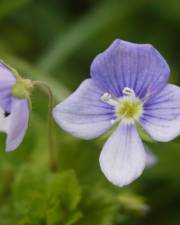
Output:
[
  {"xmin": 116, "ymin": 97, "xmax": 142, "ymax": 121},
  {"xmin": 101, "ymin": 87, "xmax": 143, "ymax": 124}
]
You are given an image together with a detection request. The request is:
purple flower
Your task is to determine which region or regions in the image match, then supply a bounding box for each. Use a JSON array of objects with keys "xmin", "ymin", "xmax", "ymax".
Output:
[
  {"xmin": 53, "ymin": 39, "xmax": 180, "ymax": 186},
  {"xmin": 0, "ymin": 63, "xmax": 29, "ymax": 152}
]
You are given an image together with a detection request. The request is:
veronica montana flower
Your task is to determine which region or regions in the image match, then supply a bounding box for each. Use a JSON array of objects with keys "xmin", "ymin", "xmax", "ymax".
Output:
[
  {"xmin": 53, "ymin": 39, "xmax": 180, "ymax": 186},
  {"xmin": 0, "ymin": 63, "xmax": 31, "ymax": 152}
]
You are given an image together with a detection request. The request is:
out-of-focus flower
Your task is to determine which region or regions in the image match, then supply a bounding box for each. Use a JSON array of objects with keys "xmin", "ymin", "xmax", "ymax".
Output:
[
  {"xmin": 53, "ymin": 39, "xmax": 180, "ymax": 186},
  {"xmin": 0, "ymin": 63, "xmax": 32, "ymax": 151},
  {"xmin": 118, "ymin": 192, "xmax": 149, "ymax": 216}
]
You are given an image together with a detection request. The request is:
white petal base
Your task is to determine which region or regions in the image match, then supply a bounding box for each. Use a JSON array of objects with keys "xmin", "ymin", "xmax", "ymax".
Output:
[{"xmin": 100, "ymin": 124, "xmax": 146, "ymax": 187}]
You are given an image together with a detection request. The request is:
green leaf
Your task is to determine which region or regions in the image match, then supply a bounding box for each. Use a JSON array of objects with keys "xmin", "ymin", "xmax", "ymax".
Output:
[
  {"xmin": 12, "ymin": 167, "xmax": 82, "ymax": 225},
  {"xmin": 12, "ymin": 166, "xmax": 47, "ymax": 224},
  {"xmin": 118, "ymin": 192, "xmax": 149, "ymax": 216},
  {"xmin": 47, "ymin": 170, "xmax": 82, "ymax": 225},
  {"xmin": 78, "ymin": 187, "xmax": 117, "ymax": 225}
]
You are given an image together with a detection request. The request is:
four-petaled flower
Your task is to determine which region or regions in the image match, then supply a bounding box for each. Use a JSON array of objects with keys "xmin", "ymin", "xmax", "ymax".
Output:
[
  {"xmin": 53, "ymin": 39, "xmax": 180, "ymax": 186},
  {"xmin": 0, "ymin": 63, "xmax": 31, "ymax": 151}
]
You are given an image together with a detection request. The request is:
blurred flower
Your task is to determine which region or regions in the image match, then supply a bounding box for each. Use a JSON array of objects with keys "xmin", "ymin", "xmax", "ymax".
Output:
[
  {"xmin": 118, "ymin": 192, "xmax": 149, "ymax": 216},
  {"xmin": 53, "ymin": 39, "xmax": 180, "ymax": 186},
  {"xmin": 0, "ymin": 63, "xmax": 32, "ymax": 152},
  {"xmin": 144, "ymin": 145, "xmax": 158, "ymax": 168}
]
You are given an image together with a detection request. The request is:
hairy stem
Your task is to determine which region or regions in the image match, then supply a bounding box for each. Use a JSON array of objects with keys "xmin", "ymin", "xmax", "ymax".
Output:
[{"xmin": 32, "ymin": 81, "xmax": 58, "ymax": 172}]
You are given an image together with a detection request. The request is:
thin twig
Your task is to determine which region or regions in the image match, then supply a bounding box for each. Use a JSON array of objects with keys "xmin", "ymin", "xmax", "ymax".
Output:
[{"xmin": 33, "ymin": 81, "xmax": 58, "ymax": 172}]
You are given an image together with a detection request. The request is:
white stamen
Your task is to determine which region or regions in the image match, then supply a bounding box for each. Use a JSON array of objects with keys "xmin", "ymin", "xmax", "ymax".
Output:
[
  {"xmin": 101, "ymin": 92, "xmax": 111, "ymax": 101},
  {"xmin": 122, "ymin": 87, "xmax": 135, "ymax": 97},
  {"xmin": 101, "ymin": 92, "xmax": 119, "ymax": 106}
]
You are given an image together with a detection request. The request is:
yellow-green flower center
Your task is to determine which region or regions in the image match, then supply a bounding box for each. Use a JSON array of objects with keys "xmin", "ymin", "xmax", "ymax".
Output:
[
  {"xmin": 101, "ymin": 87, "xmax": 143, "ymax": 124},
  {"xmin": 116, "ymin": 98, "xmax": 143, "ymax": 122}
]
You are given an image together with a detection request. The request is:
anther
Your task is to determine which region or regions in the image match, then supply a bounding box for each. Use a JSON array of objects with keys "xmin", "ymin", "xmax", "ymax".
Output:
[
  {"xmin": 122, "ymin": 87, "xmax": 135, "ymax": 97},
  {"xmin": 101, "ymin": 92, "xmax": 119, "ymax": 106},
  {"xmin": 101, "ymin": 92, "xmax": 112, "ymax": 102}
]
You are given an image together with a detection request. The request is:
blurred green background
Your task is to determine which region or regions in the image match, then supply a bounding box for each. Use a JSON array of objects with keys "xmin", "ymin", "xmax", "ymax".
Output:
[{"xmin": 0, "ymin": 0, "xmax": 180, "ymax": 224}]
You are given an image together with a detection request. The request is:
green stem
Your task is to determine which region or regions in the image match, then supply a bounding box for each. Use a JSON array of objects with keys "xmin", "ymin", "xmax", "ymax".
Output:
[{"xmin": 32, "ymin": 81, "xmax": 58, "ymax": 172}]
